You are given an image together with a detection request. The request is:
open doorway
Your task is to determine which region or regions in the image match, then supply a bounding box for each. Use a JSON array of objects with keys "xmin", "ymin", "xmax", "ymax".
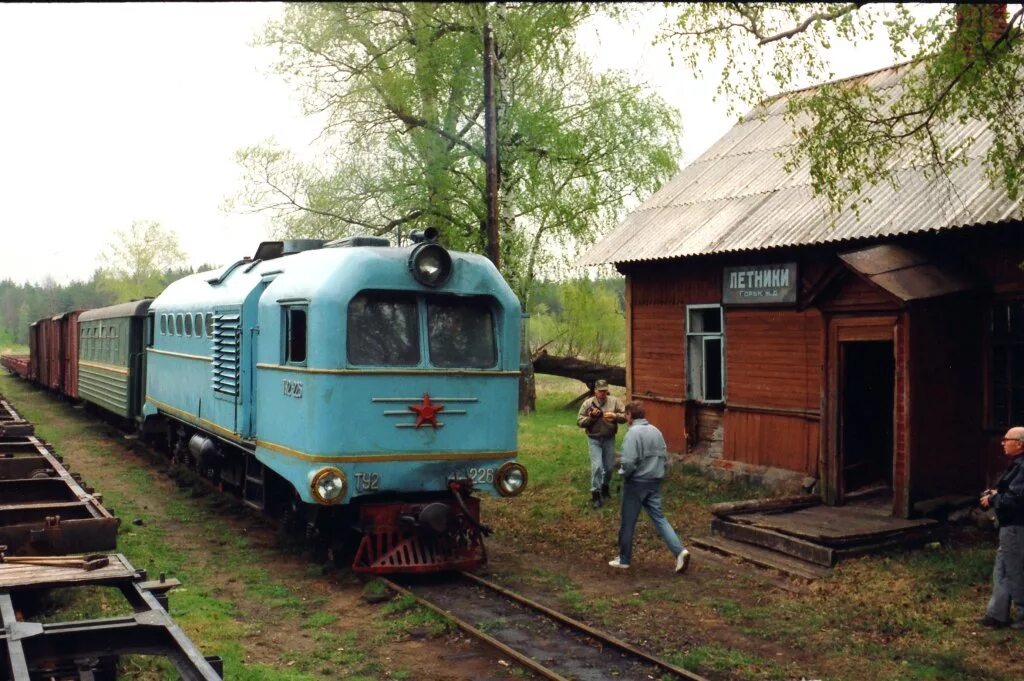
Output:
[{"xmin": 840, "ymin": 340, "xmax": 894, "ymax": 495}]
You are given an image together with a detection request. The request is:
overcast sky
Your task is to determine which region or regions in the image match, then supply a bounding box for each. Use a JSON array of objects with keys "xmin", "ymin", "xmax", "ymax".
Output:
[{"xmin": 0, "ymin": 3, "xmax": 919, "ymax": 286}]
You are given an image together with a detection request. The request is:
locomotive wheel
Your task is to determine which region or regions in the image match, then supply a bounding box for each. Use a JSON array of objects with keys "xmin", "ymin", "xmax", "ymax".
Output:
[{"xmin": 277, "ymin": 496, "xmax": 310, "ymax": 551}]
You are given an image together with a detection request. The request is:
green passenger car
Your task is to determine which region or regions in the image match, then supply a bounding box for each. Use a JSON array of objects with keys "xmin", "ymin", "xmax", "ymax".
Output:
[{"xmin": 78, "ymin": 300, "xmax": 152, "ymax": 420}]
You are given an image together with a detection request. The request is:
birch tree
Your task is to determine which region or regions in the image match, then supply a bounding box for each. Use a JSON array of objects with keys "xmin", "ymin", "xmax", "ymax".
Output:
[
  {"xmin": 232, "ymin": 3, "xmax": 679, "ymax": 298},
  {"xmin": 661, "ymin": 3, "xmax": 1024, "ymax": 212}
]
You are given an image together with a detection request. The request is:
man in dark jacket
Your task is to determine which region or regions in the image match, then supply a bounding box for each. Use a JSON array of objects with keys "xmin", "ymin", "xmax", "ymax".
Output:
[
  {"xmin": 979, "ymin": 426, "xmax": 1024, "ymax": 628},
  {"xmin": 576, "ymin": 379, "xmax": 626, "ymax": 509}
]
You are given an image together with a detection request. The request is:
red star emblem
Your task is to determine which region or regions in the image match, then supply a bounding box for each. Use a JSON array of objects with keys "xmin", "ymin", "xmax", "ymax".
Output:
[{"xmin": 408, "ymin": 393, "xmax": 445, "ymax": 428}]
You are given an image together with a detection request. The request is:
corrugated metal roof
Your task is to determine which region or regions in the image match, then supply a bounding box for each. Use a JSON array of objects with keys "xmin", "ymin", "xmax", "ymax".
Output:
[{"xmin": 582, "ymin": 62, "xmax": 1023, "ymax": 266}]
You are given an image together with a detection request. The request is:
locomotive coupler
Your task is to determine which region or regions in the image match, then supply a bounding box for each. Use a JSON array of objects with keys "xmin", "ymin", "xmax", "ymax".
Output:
[{"xmin": 449, "ymin": 480, "xmax": 492, "ymax": 537}]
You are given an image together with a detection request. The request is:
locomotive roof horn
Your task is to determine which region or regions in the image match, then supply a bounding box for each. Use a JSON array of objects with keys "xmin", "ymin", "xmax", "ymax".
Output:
[{"xmin": 408, "ymin": 227, "xmax": 440, "ymax": 244}]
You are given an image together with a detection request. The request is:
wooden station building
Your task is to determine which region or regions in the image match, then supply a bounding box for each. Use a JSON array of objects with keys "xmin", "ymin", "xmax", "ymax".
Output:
[{"xmin": 583, "ymin": 63, "xmax": 1023, "ymax": 518}]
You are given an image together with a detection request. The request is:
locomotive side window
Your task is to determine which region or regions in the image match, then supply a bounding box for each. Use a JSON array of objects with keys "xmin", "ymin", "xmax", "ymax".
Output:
[
  {"xmin": 194, "ymin": 314, "xmax": 203, "ymax": 337},
  {"xmin": 176, "ymin": 314, "xmax": 184, "ymax": 336},
  {"xmin": 184, "ymin": 313, "xmax": 193, "ymax": 337},
  {"xmin": 205, "ymin": 313, "xmax": 214, "ymax": 337},
  {"xmin": 347, "ymin": 293, "xmax": 419, "ymax": 366},
  {"xmin": 285, "ymin": 307, "xmax": 307, "ymax": 364},
  {"xmin": 160, "ymin": 315, "xmax": 167, "ymax": 335},
  {"xmin": 427, "ymin": 298, "xmax": 497, "ymax": 368}
]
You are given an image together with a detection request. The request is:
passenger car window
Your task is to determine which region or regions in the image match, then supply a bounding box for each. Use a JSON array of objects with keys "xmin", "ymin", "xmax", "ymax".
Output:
[
  {"xmin": 160, "ymin": 315, "xmax": 167, "ymax": 335},
  {"xmin": 347, "ymin": 293, "xmax": 419, "ymax": 366},
  {"xmin": 427, "ymin": 298, "xmax": 497, "ymax": 368},
  {"xmin": 184, "ymin": 314, "xmax": 193, "ymax": 336},
  {"xmin": 176, "ymin": 314, "xmax": 184, "ymax": 336}
]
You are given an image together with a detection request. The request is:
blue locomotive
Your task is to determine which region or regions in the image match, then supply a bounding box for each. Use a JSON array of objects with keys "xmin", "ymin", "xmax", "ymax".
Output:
[{"xmin": 12, "ymin": 231, "xmax": 528, "ymax": 574}]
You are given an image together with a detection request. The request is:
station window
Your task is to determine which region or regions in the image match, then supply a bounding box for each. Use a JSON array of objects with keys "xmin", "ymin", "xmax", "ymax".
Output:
[
  {"xmin": 347, "ymin": 292, "xmax": 419, "ymax": 366},
  {"xmin": 686, "ymin": 305, "xmax": 724, "ymax": 403},
  {"xmin": 194, "ymin": 314, "xmax": 203, "ymax": 337},
  {"xmin": 184, "ymin": 313, "xmax": 193, "ymax": 336},
  {"xmin": 205, "ymin": 313, "xmax": 214, "ymax": 337},
  {"xmin": 990, "ymin": 300, "xmax": 1024, "ymax": 429},
  {"xmin": 176, "ymin": 314, "xmax": 184, "ymax": 336},
  {"xmin": 285, "ymin": 307, "xmax": 307, "ymax": 364},
  {"xmin": 160, "ymin": 315, "xmax": 167, "ymax": 335}
]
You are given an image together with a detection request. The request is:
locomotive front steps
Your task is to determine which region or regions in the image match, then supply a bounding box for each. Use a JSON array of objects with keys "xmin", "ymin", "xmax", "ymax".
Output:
[{"xmin": 694, "ymin": 494, "xmax": 944, "ymax": 579}]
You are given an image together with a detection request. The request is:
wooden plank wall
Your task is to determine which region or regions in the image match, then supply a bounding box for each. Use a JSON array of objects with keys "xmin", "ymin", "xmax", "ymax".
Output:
[
  {"xmin": 627, "ymin": 262, "xmax": 720, "ymax": 453},
  {"xmin": 907, "ymin": 295, "xmax": 986, "ymax": 504},
  {"xmin": 723, "ymin": 309, "xmax": 823, "ymax": 474}
]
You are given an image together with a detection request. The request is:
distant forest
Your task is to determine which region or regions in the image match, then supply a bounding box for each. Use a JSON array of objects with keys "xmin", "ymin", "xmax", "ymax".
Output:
[{"xmin": 0, "ymin": 265, "xmax": 212, "ymax": 347}]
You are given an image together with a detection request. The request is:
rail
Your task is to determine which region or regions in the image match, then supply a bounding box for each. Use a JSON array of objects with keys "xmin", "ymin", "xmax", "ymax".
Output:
[{"xmin": 383, "ymin": 571, "xmax": 709, "ymax": 681}]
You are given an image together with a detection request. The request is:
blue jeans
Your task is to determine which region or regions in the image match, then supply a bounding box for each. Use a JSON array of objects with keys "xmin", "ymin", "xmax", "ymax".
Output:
[
  {"xmin": 587, "ymin": 437, "xmax": 615, "ymax": 492},
  {"xmin": 986, "ymin": 525, "xmax": 1024, "ymax": 623},
  {"xmin": 618, "ymin": 479, "xmax": 684, "ymax": 565}
]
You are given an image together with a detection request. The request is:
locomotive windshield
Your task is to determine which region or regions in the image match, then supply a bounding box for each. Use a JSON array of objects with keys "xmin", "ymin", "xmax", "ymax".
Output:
[
  {"xmin": 347, "ymin": 293, "xmax": 420, "ymax": 365},
  {"xmin": 427, "ymin": 298, "xmax": 496, "ymax": 368},
  {"xmin": 347, "ymin": 291, "xmax": 497, "ymax": 368}
]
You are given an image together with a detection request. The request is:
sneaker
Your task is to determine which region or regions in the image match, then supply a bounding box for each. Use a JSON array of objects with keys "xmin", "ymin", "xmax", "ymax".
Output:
[
  {"xmin": 608, "ymin": 557, "xmax": 630, "ymax": 569},
  {"xmin": 674, "ymin": 549, "xmax": 691, "ymax": 574},
  {"xmin": 978, "ymin": 615, "xmax": 1009, "ymax": 629}
]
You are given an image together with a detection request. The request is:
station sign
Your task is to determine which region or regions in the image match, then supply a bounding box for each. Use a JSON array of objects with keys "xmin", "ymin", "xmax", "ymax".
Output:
[{"xmin": 723, "ymin": 263, "xmax": 798, "ymax": 305}]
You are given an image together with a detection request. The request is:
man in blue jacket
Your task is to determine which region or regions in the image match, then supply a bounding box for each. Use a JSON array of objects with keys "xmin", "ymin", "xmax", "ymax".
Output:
[
  {"xmin": 608, "ymin": 401, "xmax": 690, "ymax": 573},
  {"xmin": 979, "ymin": 426, "xmax": 1024, "ymax": 628}
]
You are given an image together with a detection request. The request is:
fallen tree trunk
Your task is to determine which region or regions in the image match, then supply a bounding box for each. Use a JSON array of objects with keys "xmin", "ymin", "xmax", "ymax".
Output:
[{"xmin": 531, "ymin": 349, "xmax": 626, "ymax": 388}]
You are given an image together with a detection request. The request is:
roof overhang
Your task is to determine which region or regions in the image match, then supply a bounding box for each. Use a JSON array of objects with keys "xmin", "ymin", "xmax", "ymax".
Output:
[{"xmin": 837, "ymin": 244, "xmax": 977, "ymax": 302}]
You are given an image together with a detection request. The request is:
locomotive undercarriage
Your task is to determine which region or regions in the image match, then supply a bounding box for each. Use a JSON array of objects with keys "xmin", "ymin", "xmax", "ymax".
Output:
[{"xmin": 153, "ymin": 417, "xmax": 488, "ymax": 574}]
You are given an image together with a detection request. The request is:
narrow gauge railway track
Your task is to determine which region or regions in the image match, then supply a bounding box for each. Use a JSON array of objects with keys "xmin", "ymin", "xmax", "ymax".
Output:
[
  {"xmin": 384, "ymin": 571, "xmax": 709, "ymax": 681},
  {"xmin": 0, "ymin": 394, "xmax": 221, "ymax": 680}
]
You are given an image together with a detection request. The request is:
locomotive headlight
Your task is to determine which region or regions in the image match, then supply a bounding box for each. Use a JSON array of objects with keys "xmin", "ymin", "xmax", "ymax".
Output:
[
  {"xmin": 311, "ymin": 467, "xmax": 347, "ymax": 504},
  {"xmin": 495, "ymin": 462, "xmax": 528, "ymax": 497},
  {"xmin": 408, "ymin": 242, "xmax": 453, "ymax": 288}
]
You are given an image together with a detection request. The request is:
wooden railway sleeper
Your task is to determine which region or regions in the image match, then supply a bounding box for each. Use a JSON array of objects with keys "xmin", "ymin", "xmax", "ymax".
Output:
[{"xmin": 0, "ymin": 545, "xmax": 110, "ymax": 570}]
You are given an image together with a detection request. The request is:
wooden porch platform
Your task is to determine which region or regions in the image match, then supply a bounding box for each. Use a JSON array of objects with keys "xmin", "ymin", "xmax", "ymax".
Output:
[{"xmin": 693, "ymin": 495, "xmax": 945, "ymax": 579}]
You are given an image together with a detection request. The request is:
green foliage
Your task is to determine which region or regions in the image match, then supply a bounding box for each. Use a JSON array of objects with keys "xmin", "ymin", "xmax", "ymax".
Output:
[
  {"xmin": 661, "ymin": 3, "xmax": 1024, "ymax": 212},
  {"xmin": 0, "ymin": 274, "xmax": 115, "ymax": 344},
  {"xmin": 233, "ymin": 3, "xmax": 680, "ymax": 297},
  {"xmin": 97, "ymin": 220, "xmax": 188, "ymax": 303},
  {"xmin": 528, "ymin": 277, "xmax": 624, "ymax": 363}
]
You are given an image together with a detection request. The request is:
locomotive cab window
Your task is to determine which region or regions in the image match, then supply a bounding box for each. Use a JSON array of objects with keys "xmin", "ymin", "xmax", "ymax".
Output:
[
  {"xmin": 347, "ymin": 292, "xmax": 419, "ymax": 366},
  {"xmin": 284, "ymin": 306, "xmax": 307, "ymax": 364},
  {"xmin": 427, "ymin": 297, "xmax": 496, "ymax": 368}
]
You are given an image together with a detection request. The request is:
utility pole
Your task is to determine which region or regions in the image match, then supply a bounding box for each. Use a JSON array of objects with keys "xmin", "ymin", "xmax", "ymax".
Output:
[{"xmin": 483, "ymin": 21, "xmax": 500, "ymax": 269}]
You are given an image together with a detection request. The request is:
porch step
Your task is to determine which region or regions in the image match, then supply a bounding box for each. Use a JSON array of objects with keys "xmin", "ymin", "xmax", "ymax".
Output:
[
  {"xmin": 690, "ymin": 535, "xmax": 831, "ymax": 581},
  {"xmin": 711, "ymin": 517, "xmax": 835, "ymax": 567}
]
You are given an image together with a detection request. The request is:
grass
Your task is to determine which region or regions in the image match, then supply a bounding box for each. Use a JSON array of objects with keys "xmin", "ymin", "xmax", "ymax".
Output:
[
  {"xmin": 484, "ymin": 375, "xmax": 1024, "ymax": 681},
  {"xmin": 4, "ymin": 369, "xmax": 1022, "ymax": 680}
]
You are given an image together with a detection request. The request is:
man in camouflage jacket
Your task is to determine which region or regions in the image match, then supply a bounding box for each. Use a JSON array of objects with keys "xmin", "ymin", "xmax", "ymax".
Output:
[{"xmin": 576, "ymin": 379, "xmax": 626, "ymax": 509}]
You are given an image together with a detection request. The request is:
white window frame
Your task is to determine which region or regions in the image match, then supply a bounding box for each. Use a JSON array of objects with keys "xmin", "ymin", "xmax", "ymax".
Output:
[{"xmin": 686, "ymin": 304, "xmax": 725, "ymax": 403}]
